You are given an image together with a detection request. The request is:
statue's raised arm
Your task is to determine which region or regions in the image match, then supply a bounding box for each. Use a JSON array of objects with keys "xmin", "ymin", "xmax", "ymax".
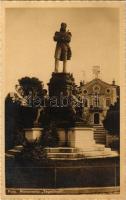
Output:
[{"xmin": 53, "ymin": 23, "xmax": 72, "ymax": 73}]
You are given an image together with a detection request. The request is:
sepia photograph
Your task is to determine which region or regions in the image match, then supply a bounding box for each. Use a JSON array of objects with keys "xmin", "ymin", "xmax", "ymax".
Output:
[{"xmin": 1, "ymin": 1, "xmax": 125, "ymax": 199}]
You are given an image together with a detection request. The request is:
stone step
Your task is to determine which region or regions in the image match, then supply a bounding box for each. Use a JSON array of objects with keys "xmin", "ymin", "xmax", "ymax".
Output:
[
  {"xmin": 94, "ymin": 134, "xmax": 106, "ymax": 136},
  {"xmin": 95, "ymin": 136, "xmax": 106, "ymax": 138},
  {"xmin": 6, "ymin": 146, "xmax": 23, "ymax": 158},
  {"xmin": 94, "ymin": 132, "xmax": 106, "ymax": 134},
  {"xmin": 94, "ymin": 128, "xmax": 105, "ymax": 130},
  {"xmin": 48, "ymin": 154, "xmax": 118, "ymax": 160},
  {"xmin": 83, "ymin": 148, "xmax": 116, "ymax": 156},
  {"xmin": 7, "ymin": 149, "xmax": 21, "ymax": 155},
  {"xmin": 47, "ymin": 147, "xmax": 112, "ymax": 155},
  {"xmin": 94, "ymin": 130, "xmax": 106, "ymax": 132},
  {"xmin": 95, "ymin": 138, "xmax": 106, "ymax": 141},
  {"xmin": 14, "ymin": 145, "xmax": 23, "ymax": 151},
  {"xmin": 94, "ymin": 134, "xmax": 106, "ymax": 137},
  {"xmin": 47, "ymin": 149, "xmax": 118, "ymax": 159},
  {"xmin": 45, "ymin": 146, "xmax": 106, "ymax": 154},
  {"xmin": 94, "ymin": 140, "xmax": 106, "ymax": 143},
  {"xmin": 95, "ymin": 140, "xmax": 106, "ymax": 143},
  {"xmin": 5, "ymin": 153, "xmax": 15, "ymax": 158},
  {"xmin": 93, "ymin": 125, "xmax": 104, "ymax": 128},
  {"xmin": 80, "ymin": 146, "xmax": 105, "ymax": 152},
  {"xmin": 94, "ymin": 135, "xmax": 106, "ymax": 139},
  {"xmin": 45, "ymin": 147, "xmax": 80, "ymax": 153},
  {"xmin": 94, "ymin": 136, "xmax": 106, "ymax": 141},
  {"xmin": 93, "ymin": 125, "xmax": 106, "ymax": 145},
  {"xmin": 95, "ymin": 136, "xmax": 106, "ymax": 139},
  {"xmin": 47, "ymin": 153, "xmax": 83, "ymax": 159},
  {"xmin": 94, "ymin": 127, "xmax": 105, "ymax": 130},
  {"xmin": 94, "ymin": 130, "xmax": 105, "ymax": 132},
  {"xmin": 94, "ymin": 136, "xmax": 106, "ymax": 139},
  {"xmin": 96, "ymin": 141, "xmax": 106, "ymax": 144},
  {"xmin": 82, "ymin": 151, "xmax": 118, "ymax": 158}
]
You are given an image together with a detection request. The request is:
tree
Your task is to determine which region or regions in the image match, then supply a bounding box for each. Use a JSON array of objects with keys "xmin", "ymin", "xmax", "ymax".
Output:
[
  {"xmin": 5, "ymin": 77, "xmax": 46, "ymax": 150},
  {"xmin": 5, "ymin": 93, "xmax": 24, "ymax": 150},
  {"xmin": 15, "ymin": 77, "xmax": 46, "ymax": 128},
  {"xmin": 103, "ymin": 98, "xmax": 120, "ymax": 135},
  {"xmin": 41, "ymin": 122, "xmax": 59, "ymax": 147},
  {"xmin": 15, "ymin": 77, "xmax": 44, "ymax": 107}
]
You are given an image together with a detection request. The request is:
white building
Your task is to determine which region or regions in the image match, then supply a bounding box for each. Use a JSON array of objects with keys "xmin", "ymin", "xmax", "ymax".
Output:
[{"xmin": 79, "ymin": 67, "xmax": 119, "ymax": 126}]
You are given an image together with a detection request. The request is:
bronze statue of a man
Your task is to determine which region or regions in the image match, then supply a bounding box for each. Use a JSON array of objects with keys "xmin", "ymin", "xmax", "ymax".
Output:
[{"xmin": 54, "ymin": 23, "xmax": 72, "ymax": 73}]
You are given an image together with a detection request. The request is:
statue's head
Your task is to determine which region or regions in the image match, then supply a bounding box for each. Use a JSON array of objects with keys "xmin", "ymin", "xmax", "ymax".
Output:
[{"xmin": 60, "ymin": 22, "xmax": 67, "ymax": 31}]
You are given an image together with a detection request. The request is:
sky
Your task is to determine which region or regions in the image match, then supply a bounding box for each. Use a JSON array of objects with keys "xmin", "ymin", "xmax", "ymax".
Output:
[{"xmin": 5, "ymin": 7, "xmax": 120, "ymax": 95}]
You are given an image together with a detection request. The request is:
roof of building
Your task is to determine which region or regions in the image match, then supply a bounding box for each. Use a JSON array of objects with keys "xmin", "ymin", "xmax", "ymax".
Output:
[{"xmin": 83, "ymin": 78, "xmax": 119, "ymax": 88}]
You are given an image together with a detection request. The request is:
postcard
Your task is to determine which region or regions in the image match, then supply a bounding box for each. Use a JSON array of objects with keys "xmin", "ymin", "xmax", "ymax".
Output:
[{"xmin": 0, "ymin": 1, "xmax": 126, "ymax": 200}]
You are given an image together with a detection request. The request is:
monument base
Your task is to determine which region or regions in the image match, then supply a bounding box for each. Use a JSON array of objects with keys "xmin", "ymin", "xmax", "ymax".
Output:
[
  {"xmin": 45, "ymin": 126, "xmax": 118, "ymax": 159},
  {"xmin": 57, "ymin": 127, "xmax": 95, "ymax": 148}
]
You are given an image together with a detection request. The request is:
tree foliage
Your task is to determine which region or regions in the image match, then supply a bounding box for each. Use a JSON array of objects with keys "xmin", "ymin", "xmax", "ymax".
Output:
[
  {"xmin": 15, "ymin": 76, "xmax": 46, "ymax": 127},
  {"xmin": 41, "ymin": 122, "xmax": 59, "ymax": 147},
  {"xmin": 5, "ymin": 93, "xmax": 24, "ymax": 150},
  {"xmin": 16, "ymin": 77, "xmax": 44, "ymax": 106},
  {"xmin": 103, "ymin": 98, "xmax": 120, "ymax": 135},
  {"xmin": 17, "ymin": 140, "xmax": 47, "ymax": 161},
  {"xmin": 5, "ymin": 77, "xmax": 46, "ymax": 150}
]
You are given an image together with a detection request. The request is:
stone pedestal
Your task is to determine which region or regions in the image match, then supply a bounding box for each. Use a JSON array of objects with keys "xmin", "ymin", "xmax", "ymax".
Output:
[
  {"xmin": 56, "ymin": 127, "xmax": 95, "ymax": 149},
  {"xmin": 68, "ymin": 127, "xmax": 95, "ymax": 149},
  {"xmin": 48, "ymin": 72, "xmax": 75, "ymax": 97},
  {"xmin": 57, "ymin": 128, "xmax": 67, "ymax": 146},
  {"xmin": 47, "ymin": 72, "xmax": 76, "ymax": 123},
  {"xmin": 24, "ymin": 128, "xmax": 43, "ymax": 143},
  {"xmin": 45, "ymin": 71, "xmax": 118, "ymax": 160},
  {"xmin": 45, "ymin": 127, "xmax": 118, "ymax": 159}
]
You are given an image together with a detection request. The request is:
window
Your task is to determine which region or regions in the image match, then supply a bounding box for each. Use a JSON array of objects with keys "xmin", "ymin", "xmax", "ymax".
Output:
[
  {"xmin": 84, "ymin": 99, "xmax": 88, "ymax": 107},
  {"xmin": 106, "ymin": 88, "xmax": 111, "ymax": 94},
  {"xmin": 93, "ymin": 84, "xmax": 100, "ymax": 93},
  {"xmin": 83, "ymin": 89, "xmax": 87, "ymax": 94},
  {"xmin": 106, "ymin": 98, "xmax": 111, "ymax": 107},
  {"xmin": 93, "ymin": 94, "xmax": 99, "ymax": 107}
]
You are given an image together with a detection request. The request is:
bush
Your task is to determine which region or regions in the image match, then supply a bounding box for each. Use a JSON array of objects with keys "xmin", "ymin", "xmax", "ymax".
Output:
[
  {"xmin": 41, "ymin": 122, "xmax": 59, "ymax": 147},
  {"xmin": 103, "ymin": 98, "xmax": 120, "ymax": 136},
  {"xmin": 17, "ymin": 140, "xmax": 47, "ymax": 161}
]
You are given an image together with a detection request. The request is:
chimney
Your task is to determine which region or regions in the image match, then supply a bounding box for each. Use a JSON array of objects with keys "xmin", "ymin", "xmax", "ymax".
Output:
[{"xmin": 112, "ymin": 79, "xmax": 115, "ymax": 85}]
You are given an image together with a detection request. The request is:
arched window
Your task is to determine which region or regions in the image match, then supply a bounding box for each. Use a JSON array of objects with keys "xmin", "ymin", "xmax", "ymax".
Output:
[
  {"xmin": 106, "ymin": 98, "xmax": 111, "ymax": 107},
  {"xmin": 83, "ymin": 89, "xmax": 88, "ymax": 94},
  {"xmin": 84, "ymin": 99, "xmax": 88, "ymax": 107},
  {"xmin": 106, "ymin": 88, "xmax": 111, "ymax": 94},
  {"xmin": 93, "ymin": 85, "xmax": 100, "ymax": 93},
  {"xmin": 94, "ymin": 113, "xmax": 99, "ymax": 124},
  {"xmin": 93, "ymin": 94, "xmax": 99, "ymax": 107}
]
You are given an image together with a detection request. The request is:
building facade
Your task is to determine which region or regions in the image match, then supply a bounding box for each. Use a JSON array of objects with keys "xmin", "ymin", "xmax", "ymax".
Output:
[{"xmin": 79, "ymin": 77, "xmax": 119, "ymax": 126}]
